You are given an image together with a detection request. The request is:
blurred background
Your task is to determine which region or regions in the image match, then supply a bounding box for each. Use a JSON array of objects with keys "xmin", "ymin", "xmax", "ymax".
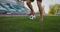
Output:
[{"xmin": 0, "ymin": 0, "xmax": 60, "ymax": 16}]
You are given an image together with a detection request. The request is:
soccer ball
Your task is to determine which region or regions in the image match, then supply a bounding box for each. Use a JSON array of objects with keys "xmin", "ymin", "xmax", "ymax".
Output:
[{"xmin": 29, "ymin": 15, "xmax": 36, "ymax": 20}]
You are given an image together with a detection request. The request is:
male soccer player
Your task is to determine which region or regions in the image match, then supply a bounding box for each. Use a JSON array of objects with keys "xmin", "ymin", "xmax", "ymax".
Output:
[{"xmin": 26, "ymin": 0, "xmax": 43, "ymax": 21}]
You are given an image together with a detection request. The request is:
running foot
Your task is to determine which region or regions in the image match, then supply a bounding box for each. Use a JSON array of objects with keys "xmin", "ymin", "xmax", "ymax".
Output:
[{"xmin": 40, "ymin": 16, "xmax": 43, "ymax": 22}]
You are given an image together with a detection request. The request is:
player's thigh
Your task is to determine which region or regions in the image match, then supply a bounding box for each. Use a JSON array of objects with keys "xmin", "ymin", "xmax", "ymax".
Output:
[{"xmin": 26, "ymin": 0, "xmax": 30, "ymax": 2}]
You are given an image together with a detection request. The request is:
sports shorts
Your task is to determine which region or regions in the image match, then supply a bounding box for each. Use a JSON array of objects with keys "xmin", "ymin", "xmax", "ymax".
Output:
[{"xmin": 30, "ymin": 0, "xmax": 42, "ymax": 2}]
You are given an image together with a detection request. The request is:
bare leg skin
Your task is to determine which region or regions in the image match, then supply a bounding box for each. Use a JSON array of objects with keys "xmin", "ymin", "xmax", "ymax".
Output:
[
  {"xmin": 37, "ymin": 1, "xmax": 43, "ymax": 21},
  {"xmin": 26, "ymin": 0, "xmax": 35, "ymax": 15}
]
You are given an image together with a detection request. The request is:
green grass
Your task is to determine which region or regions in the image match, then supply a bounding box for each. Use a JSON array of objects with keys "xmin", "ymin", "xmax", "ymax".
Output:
[{"xmin": 0, "ymin": 16, "xmax": 60, "ymax": 32}]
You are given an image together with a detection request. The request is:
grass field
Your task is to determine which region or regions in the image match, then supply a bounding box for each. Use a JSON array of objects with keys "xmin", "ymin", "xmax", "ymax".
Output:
[{"xmin": 0, "ymin": 16, "xmax": 60, "ymax": 32}]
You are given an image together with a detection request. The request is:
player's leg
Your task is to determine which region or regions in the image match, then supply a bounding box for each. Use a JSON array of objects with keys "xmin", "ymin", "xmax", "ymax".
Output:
[
  {"xmin": 37, "ymin": 0, "xmax": 43, "ymax": 21},
  {"xmin": 26, "ymin": 0, "xmax": 35, "ymax": 15},
  {"xmin": 26, "ymin": 0, "xmax": 36, "ymax": 20}
]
